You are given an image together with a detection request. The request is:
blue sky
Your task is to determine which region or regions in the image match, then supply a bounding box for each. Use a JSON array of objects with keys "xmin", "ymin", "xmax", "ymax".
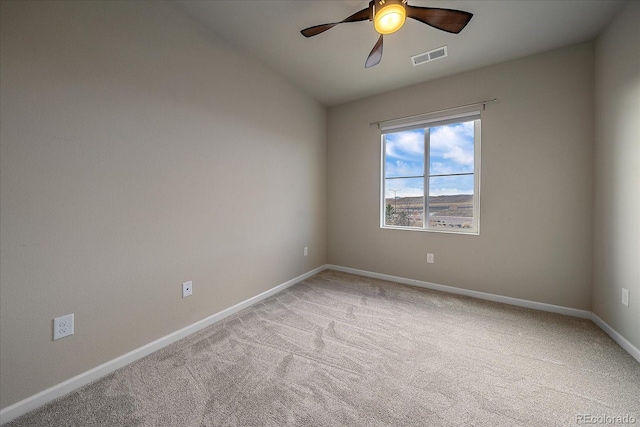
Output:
[{"xmin": 384, "ymin": 121, "xmax": 474, "ymax": 198}]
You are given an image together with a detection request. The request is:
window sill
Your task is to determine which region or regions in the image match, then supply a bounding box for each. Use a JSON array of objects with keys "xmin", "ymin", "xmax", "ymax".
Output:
[{"xmin": 381, "ymin": 225, "xmax": 479, "ymax": 235}]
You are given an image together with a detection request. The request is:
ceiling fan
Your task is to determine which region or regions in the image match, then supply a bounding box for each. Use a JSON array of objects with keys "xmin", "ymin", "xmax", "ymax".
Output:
[{"xmin": 300, "ymin": 0, "xmax": 473, "ymax": 68}]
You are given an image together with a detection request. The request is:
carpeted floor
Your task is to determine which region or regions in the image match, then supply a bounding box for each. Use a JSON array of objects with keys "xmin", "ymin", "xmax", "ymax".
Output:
[{"xmin": 5, "ymin": 270, "xmax": 640, "ymax": 426}]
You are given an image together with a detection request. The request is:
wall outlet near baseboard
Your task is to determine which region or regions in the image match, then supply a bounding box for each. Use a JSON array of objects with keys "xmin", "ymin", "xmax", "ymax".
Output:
[
  {"xmin": 427, "ymin": 253, "xmax": 434, "ymax": 264},
  {"xmin": 304, "ymin": 247, "xmax": 308, "ymax": 257},
  {"xmin": 182, "ymin": 281, "xmax": 193, "ymax": 298},
  {"xmin": 53, "ymin": 314, "xmax": 74, "ymax": 340},
  {"xmin": 622, "ymin": 288, "xmax": 629, "ymax": 307}
]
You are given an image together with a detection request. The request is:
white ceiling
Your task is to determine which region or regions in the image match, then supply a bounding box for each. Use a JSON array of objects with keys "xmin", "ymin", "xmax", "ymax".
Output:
[{"xmin": 179, "ymin": 0, "xmax": 626, "ymax": 107}]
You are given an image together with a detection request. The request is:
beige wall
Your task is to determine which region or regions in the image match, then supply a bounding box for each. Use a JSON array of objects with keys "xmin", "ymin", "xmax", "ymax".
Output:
[
  {"xmin": 328, "ymin": 42, "xmax": 595, "ymax": 310},
  {"xmin": 593, "ymin": 1, "xmax": 640, "ymax": 350},
  {"xmin": 0, "ymin": 1, "xmax": 326, "ymax": 409}
]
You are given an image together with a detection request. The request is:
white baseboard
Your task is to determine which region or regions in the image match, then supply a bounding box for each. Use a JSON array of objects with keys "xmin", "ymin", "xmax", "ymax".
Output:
[
  {"xmin": 3, "ymin": 264, "xmax": 638, "ymax": 424},
  {"xmin": 0, "ymin": 265, "xmax": 327, "ymax": 425},
  {"xmin": 590, "ymin": 313, "xmax": 640, "ymax": 363},
  {"xmin": 327, "ymin": 265, "xmax": 639, "ymax": 363},
  {"xmin": 326, "ymin": 265, "xmax": 592, "ymax": 319}
]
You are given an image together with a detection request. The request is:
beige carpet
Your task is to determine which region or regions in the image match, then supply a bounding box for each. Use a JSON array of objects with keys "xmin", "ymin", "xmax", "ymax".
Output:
[{"xmin": 6, "ymin": 270, "xmax": 640, "ymax": 426}]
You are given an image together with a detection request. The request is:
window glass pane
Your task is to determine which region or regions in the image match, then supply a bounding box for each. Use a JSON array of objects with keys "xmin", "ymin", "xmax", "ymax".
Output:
[
  {"xmin": 384, "ymin": 178, "xmax": 424, "ymax": 227},
  {"xmin": 429, "ymin": 121, "xmax": 474, "ymax": 176},
  {"xmin": 381, "ymin": 113, "xmax": 479, "ymax": 233},
  {"xmin": 428, "ymin": 175, "xmax": 474, "ymax": 230},
  {"xmin": 385, "ymin": 129, "xmax": 425, "ymax": 178}
]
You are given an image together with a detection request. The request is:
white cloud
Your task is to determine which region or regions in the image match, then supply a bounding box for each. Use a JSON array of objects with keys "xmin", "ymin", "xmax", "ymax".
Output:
[
  {"xmin": 384, "ymin": 123, "xmax": 475, "ymax": 198},
  {"xmin": 429, "ymin": 187, "xmax": 473, "ymax": 196},
  {"xmin": 429, "ymin": 175, "xmax": 474, "ymax": 196},
  {"xmin": 443, "ymin": 146, "xmax": 474, "ymax": 165},
  {"xmin": 430, "ymin": 122, "xmax": 474, "ymax": 166},
  {"xmin": 385, "ymin": 159, "xmax": 423, "ymax": 177},
  {"xmin": 430, "ymin": 161, "xmax": 473, "ymax": 176},
  {"xmin": 385, "ymin": 131, "xmax": 424, "ymax": 162}
]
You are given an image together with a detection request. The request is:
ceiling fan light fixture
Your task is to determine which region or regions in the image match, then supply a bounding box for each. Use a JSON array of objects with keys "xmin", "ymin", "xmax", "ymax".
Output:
[
  {"xmin": 300, "ymin": 0, "xmax": 472, "ymax": 69},
  {"xmin": 373, "ymin": 0, "xmax": 406, "ymax": 35}
]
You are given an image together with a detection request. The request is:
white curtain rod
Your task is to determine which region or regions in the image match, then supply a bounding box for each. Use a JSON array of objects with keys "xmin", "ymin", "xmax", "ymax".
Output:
[{"xmin": 370, "ymin": 98, "xmax": 498, "ymax": 127}]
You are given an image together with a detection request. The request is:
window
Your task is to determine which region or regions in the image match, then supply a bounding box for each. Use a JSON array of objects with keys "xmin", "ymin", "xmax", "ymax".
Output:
[{"xmin": 381, "ymin": 111, "xmax": 481, "ymax": 234}]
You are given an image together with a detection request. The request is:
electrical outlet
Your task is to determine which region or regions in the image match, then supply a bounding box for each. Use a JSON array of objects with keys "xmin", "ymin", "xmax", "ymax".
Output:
[
  {"xmin": 304, "ymin": 247, "xmax": 308, "ymax": 257},
  {"xmin": 427, "ymin": 253, "xmax": 434, "ymax": 264},
  {"xmin": 622, "ymin": 288, "xmax": 629, "ymax": 307},
  {"xmin": 182, "ymin": 281, "xmax": 193, "ymax": 298},
  {"xmin": 53, "ymin": 314, "xmax": 74, "ymax": 340}
]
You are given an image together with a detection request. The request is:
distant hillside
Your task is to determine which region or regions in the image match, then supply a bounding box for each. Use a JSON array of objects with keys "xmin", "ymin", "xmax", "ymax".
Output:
[
  {"xmin": 385, "ymin": 194, "xmax": 473, "ymax": 218},
  {"xmin": 384, "ymin": 194, "xmax": 473, "ymax": 205},
  {"xmin": 429, "ymin": 194, "xmax": 473, "ymax": 204}
]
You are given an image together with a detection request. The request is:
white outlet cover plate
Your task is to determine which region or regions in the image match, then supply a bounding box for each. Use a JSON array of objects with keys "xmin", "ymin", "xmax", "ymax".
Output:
[
  {"xmin": 183, "ymin": 281, "xmax": 193, "ymax": 298},
  {"xmin": 622, "ymin": 288, "xmax": 629, "ymax": 307},
  {"xmin": 427, "ymin": 253, "xmax": 435, "ymax": 263},
  {"xmin": 53, "ymin": 313, "xmax": 74, "ymax": 340}
]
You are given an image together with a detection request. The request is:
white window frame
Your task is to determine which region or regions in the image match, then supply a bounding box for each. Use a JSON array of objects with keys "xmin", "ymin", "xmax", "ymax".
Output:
[{"xmin": 380, "ymin": 111, "xmax": 481, "ymax": 235}]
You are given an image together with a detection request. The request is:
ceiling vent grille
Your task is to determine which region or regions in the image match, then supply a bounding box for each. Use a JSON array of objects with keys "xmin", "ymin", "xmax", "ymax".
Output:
[{"xmin": 411, "ymin": 46, "xmax": 448, "ymax": 66}]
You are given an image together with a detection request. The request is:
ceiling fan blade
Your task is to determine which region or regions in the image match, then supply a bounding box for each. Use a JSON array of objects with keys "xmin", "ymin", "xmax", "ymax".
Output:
[
  {"xmin": 301, "ymin": 7, "xmax": 370, "ymax": 38},
  {"xmin": 365, "ymin": 34, "xmax": 383, "ymax": 68},
  {"xmin": 406, "ymin": 6, "xmax": 473, "ymax": 34}
]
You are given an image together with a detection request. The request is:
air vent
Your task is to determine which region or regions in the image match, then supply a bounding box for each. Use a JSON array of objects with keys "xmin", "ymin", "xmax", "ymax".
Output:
[{"xmin": 411, "ymin": 46, "xmax": 448, "ymax": 66}]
